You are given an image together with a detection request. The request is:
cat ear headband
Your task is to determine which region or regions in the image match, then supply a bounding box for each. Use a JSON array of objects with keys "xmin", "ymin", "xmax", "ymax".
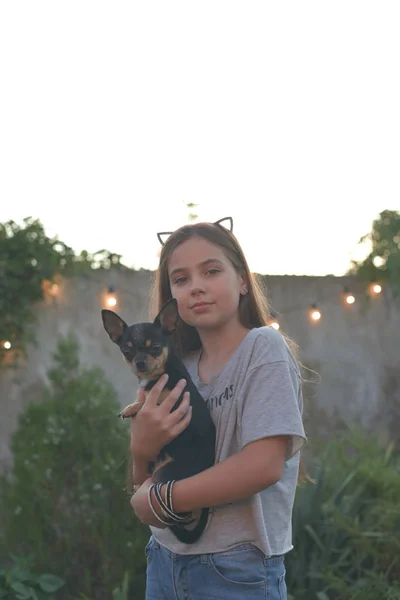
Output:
[{"xmin": 156, "ymin": 217, "xmax": 233, "ymax": 246}]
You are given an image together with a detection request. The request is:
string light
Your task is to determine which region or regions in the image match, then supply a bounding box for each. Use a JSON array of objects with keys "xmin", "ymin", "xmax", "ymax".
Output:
[
  {"xmin": 105, "ymin": 285, "xmax": 117, "ymax": 308},
  {"xmin": 41, "ymin": 279, "xmax": 60, "ymax": 300},
  {"xmin": 310, "ymin": 304, "xmax": 321, "ymax": 321},
  {"xmin": 343, "ymin": 287, "xmax": 355, "ymax": 305},
  {"xmin": 34, "ymin": 276, "xmax": 386, "ymax": 332},
  {"xmin": 3, "ymin": 341, "xmax": 11, "ymax": 350},
  {"xmin": 369, "ymin": 282, "xmax": 382, "ymax": 295}
]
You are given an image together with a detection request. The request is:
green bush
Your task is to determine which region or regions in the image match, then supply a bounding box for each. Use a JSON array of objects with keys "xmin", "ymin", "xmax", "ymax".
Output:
[
  {"xmin": 287, "ymin": 428, "xmax": 400, "ymax": 599},
  {"xmin": 0, "ymin": 554, "xmax": 64, "ymax": 600},
  {"xmin": 0, "ymin": 335, "xmax": 149, "ymax": 599}
]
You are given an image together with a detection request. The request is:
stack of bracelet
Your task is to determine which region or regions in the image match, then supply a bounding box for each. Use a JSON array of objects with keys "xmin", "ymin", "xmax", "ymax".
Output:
[{"xmin": 148, "ymin": 480, "xmax": 194, "ymax": 527}]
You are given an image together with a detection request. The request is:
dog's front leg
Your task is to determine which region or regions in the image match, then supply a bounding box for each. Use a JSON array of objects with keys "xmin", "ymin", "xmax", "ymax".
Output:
[{"xmin": 118, "ymin": 399, "xmax": 145, "ymax": 419}]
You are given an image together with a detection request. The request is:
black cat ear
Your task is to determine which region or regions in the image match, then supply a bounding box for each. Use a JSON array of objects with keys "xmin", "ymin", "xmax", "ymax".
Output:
[
  {"xmin": 101, "ymin": 310, "xmax": 127, "ymax": 343},
  {"xmin": 154, "ymin": 298, "xmax": 179, "ymax": 334},
  {"xmin": 157, "ymin": 217, "xmax": 233, "ymax": 245},
  {"xmin": 157, "ymin": 231, "xmax": 174, "ymax": 246},
  {"xmin": 214, "ymin": 217, "xmax": 233, "ymax": 232}
]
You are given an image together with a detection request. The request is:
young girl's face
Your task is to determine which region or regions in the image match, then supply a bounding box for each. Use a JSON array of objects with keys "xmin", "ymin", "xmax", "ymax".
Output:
[{"xmin": 167, "ymin": 236, "xmax": 246, "ymax": 331}]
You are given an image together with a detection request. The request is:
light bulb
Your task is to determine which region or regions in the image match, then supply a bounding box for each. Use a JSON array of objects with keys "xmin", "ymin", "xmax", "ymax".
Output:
[
  {"xmin": 310, "ymin": 305, "xmax": 321, "ymax": 321},
  {"xmin": 106, "ymin": 295, "xmax": 117, "ymax": 307},
  {"xmin": 371, "ymin": 284, "xmax": 382, "ymax": 294}
]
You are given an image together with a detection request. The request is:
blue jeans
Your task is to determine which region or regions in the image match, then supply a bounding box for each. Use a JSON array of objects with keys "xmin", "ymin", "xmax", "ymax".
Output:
[{"xmin": 145, "ymin": 536, "xmax": 287, "ymax": 600}]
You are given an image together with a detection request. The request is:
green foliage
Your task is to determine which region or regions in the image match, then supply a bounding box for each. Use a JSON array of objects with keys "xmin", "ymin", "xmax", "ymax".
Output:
[
  {"xmin": 0, "ymin": 553, "xmax": 64, "ymax": 600},
  {"xmin": 0, "ymin": 217, "xmax": 126, "ymax": 368},
  {"xmin": 0, "ymin": 335, "xmax": 149, "ymax": 600},
  {"xmin": 111, "ymin": 572, "xmax": 130, "ymax": 600},
  {"xmin": 349, "ymin": 209, "xmax": 400, "ymax": 298},
  {"xmin": 286, "ymin": 427, "xmax": 400, "ymax": 599},
  {"xmin": 75, "ymin": 572, "xmax": 130, "ymax": 600}
]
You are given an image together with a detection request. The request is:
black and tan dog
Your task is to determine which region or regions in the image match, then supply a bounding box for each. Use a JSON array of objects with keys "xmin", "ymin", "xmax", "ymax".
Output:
[{"xmin": 101, "ymin": 298, "xmax": 216, "ymax": 544}]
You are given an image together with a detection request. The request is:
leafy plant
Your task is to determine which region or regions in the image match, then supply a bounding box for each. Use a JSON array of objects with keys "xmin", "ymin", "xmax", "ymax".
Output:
[
  {"xmin": 111, "ymin": 572, "xmax": 130, "ymax": 600},
  {"xmin": 0, "ymin": 554, "xmax": 64, "ymax": 600},
  {"xmin": 286, "ymin": 426, "xmax": 400, "ymax": 599},
  {"xmin": 349, "ymin": 209, "xmax": 400, "ymax": 299},
  {"xmin": 0, "ymin": 335, "xmax": 148, "ymax": 599},
  {"xmin": 0, "ymin": 217, "xmax": 126, "ymax": 368}
]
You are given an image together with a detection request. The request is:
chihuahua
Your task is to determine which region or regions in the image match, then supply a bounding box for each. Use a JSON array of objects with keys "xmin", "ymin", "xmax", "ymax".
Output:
[{"xmin": 101, "ymin": 298, "xmax": 216, "ymax": 544}]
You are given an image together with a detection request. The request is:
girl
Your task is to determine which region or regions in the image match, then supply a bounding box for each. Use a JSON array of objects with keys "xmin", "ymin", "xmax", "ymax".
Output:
[{"xmin": 130, "ymin": 218, "xmax": 307, "ymax": 600}]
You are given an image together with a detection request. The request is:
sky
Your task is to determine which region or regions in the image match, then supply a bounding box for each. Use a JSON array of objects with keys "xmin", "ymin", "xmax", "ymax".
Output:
[{"xmin": 0, "ymin": 1, "xmax": 399, "ymax": 276}]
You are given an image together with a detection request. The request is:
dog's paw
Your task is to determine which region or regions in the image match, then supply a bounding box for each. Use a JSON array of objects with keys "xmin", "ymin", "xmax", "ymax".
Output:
[{"xmin": 118, "ymin": 401, "xmax": 144, "ymax": 419}]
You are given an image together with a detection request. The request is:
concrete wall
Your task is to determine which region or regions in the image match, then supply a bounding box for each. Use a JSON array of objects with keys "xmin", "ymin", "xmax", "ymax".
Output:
[{"xmin": 1, "ymin": 268, "xmax": 399, "ymax": 473}]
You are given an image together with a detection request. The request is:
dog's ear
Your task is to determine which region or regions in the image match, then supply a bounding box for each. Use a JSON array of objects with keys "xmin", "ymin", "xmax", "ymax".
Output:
[
  {"xmin": 154, "ymin": 298, "xmax": 179, "ymax": 334},
  {"xmin": 101, "ymin": 310, "xmax": 127, "ymax": 343}
]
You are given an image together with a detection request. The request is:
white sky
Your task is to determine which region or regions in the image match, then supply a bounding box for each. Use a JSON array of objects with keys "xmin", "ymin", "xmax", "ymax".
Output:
[{"xmin": 0, "ymin": 1, "xmax": 399, "ymax": 276}]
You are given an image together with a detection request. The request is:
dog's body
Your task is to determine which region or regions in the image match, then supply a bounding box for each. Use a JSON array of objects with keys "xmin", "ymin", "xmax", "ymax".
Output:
[{"xmin": 101, "ymin": 299, "xmax": 216, "ymax": 544}]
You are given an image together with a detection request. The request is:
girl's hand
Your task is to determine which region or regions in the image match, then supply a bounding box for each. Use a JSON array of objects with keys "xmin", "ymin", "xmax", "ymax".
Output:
[
  {"xmin": 130, "ymin": 477, "xmax": 167, "ymax": 528},
  {"xmin": 130, "ymin": 374, "xmax": 192, "ymax": 462}
]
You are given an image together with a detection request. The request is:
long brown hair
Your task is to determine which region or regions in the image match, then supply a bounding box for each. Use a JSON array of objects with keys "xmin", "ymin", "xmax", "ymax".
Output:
[
  {"xmin": 149, "ymin": 220, "xmax": 313, "ymax": 483},
  {"xmin": 150, "ymin": 221, "xmax": 299, "ymax": 358}
]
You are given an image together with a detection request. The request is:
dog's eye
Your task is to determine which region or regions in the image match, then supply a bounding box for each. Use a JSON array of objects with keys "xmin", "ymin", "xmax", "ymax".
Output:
[
  {"xmin": 152, "ymin": 343, "xmax": 162, "ymax": 351},
  {"xmin": 122, "ymin": 347, "xmax": 135, "ymax": 357}
]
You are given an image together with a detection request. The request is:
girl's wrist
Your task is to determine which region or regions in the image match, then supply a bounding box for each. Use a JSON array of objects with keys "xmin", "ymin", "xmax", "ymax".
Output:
[
  {"xmin": 149, "ymin": 481, "xmax": 193, "ymax": 526},
  {"xmin": 171, "ymin": 479, "xmax": 190, "ymax": 513},
  {"xmin": 131, "ymin": 455, "xmax": 151, "ymax": 486},
  {"xmin": 148, "ymin": 485, "xmax": 166, "ymax": 523},
  {"xmin": 131, "ymin": 445, "xmax": 157, "ymax": 463}
]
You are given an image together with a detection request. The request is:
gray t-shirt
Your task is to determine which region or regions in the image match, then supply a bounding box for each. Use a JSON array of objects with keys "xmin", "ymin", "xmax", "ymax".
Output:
[{"xmin": 151, "ymin": 326, "xmax": 307, "ymax": 556}]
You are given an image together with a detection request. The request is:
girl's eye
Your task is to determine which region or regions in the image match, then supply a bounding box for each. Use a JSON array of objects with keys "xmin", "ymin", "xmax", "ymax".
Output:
[
  {"xmin": 174, "ymin": 276, "xmax": 187, "ymax": 285},
  {"xmin": 206, "ymin": 268, "xmax": 219, "ymax": 275}
]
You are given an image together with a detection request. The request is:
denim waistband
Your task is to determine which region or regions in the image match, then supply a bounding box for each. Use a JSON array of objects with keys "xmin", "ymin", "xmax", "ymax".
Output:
[{"xmin": 150, "ymin": 536, "xmax": 285, "ymax": 567}]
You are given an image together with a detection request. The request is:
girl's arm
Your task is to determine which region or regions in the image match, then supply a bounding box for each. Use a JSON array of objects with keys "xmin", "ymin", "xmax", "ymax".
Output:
[
  {"xmin": 131, "ymin": 455, "xmax": 152, "ymax": 486},
  {"xmin": 130, "ymin": 435, "xmax": 289, "ymax": 526},
  {"xmin": 172, "ymin": 435, "xmax": 289, "ymax": 512}
]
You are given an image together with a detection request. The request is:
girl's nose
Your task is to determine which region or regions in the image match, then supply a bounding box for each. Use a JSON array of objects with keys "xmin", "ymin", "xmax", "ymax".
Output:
[{"xmin": 189, "ymin": 276, "xmax": 205, "ymax": 295}]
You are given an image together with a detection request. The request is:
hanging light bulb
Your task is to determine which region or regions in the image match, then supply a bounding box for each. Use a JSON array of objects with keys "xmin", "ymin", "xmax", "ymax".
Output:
[
  {"xmin": 106, "ymin": 285, "xmax": 117, "ymax": 308},
  {"xmin": 369, "ymin": 282, "xmax": 382, "ymax": 295},
  {"xmin": 3, "ymin": 341, "xmax": 11, "ymax": 350},
  {"xmin": 343, "ymin": 287, "xmax": 355, "ymax": 305},
  {"xmin": 310, "ymin": 304, "xmax": 321, "ymax": 321}
]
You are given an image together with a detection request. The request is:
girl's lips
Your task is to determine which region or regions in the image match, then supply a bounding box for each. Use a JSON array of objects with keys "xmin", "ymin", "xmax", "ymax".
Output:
[{"xmin": 191, "ymin": 302, "xmax": 213, "ymax": 312}]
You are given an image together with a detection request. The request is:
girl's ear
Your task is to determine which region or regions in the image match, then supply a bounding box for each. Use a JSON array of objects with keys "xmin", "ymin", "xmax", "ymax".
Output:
[
  {"xmin": 239, "ymin": 276, "xmax": 249, "ymax": 296},
  {"xmin": 154, "ymin": 298, "xmax": 179, "ymax": 334}
]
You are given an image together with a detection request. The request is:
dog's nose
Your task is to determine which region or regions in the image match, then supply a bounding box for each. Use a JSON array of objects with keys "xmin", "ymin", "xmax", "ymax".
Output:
[{"xmin": 136, "ymin": 359, "xmax": 147, "ymax": 371}]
